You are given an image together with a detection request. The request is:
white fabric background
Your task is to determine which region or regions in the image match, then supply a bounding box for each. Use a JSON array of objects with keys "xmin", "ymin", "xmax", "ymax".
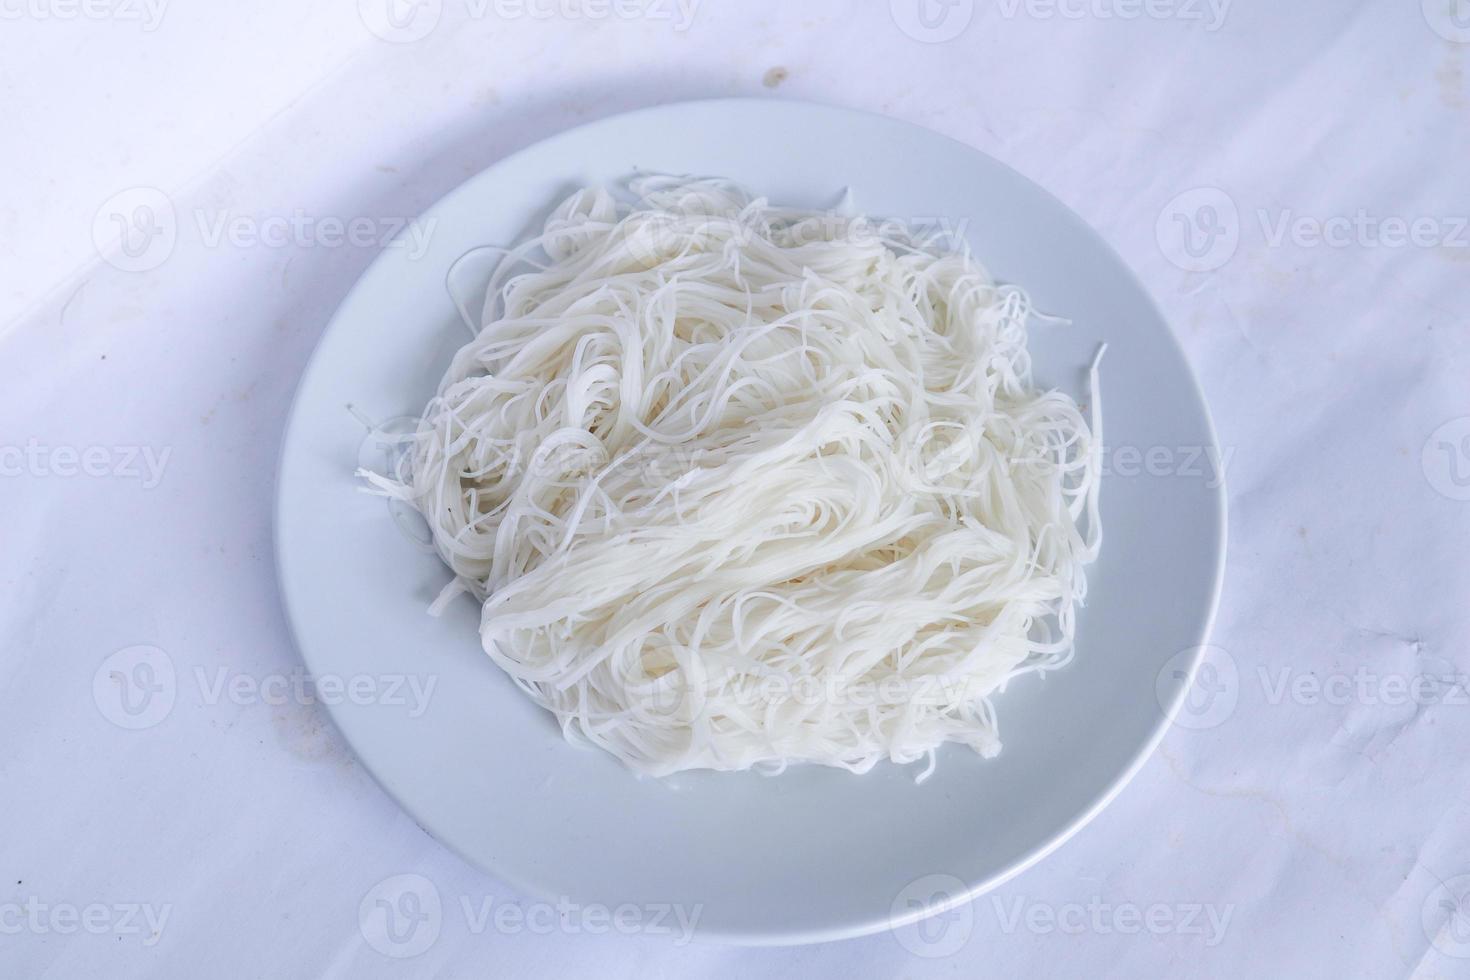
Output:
[{"xmin": 3, "ymin": 1, "xmax": 1469, "ymax": 977}]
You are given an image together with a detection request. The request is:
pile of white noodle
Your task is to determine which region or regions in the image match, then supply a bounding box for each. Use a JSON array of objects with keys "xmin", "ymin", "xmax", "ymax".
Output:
[{"xmin": 362, "ymin": 176, "xmax": 1104, "ymax": 780}]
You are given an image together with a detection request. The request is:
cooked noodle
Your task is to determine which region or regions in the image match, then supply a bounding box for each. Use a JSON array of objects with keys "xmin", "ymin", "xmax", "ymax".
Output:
[{"xmin": 361, "ymin": 176, "xmax": 1104, "ymax": 778}]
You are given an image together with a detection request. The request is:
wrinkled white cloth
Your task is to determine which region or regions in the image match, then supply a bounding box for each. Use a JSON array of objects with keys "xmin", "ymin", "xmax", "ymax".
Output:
[{"xmin": 2, "ymin": 2, "xmax": 1468, "ymax": 977}]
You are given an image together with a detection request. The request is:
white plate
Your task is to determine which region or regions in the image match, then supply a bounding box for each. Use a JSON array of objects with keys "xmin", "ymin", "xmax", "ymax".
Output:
[{"xmin": 275, "ymin": 98, "xmax": 1225, "ymax": 946}]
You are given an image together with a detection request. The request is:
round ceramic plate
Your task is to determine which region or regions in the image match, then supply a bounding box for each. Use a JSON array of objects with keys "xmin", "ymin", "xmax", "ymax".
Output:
[{"xmin": 275, "ymin": 98, "xmax": 1225, "ymax": 946}]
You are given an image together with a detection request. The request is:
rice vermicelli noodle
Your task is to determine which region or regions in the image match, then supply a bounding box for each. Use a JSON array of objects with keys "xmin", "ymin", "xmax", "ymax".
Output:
[{"xmin": 361, "ymin": 176, "xmax": 1104, "ymax": 779}]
